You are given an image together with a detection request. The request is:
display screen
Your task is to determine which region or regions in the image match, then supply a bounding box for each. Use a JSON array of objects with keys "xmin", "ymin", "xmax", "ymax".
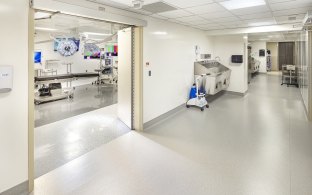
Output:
[
  {"xmin": 231, "ymin": 55, "xmax": 243, "ymax": 63},
  {"xmin": 106, "ymin": 45, "xmax": 118, "ymax": 56},
  {"xmin": 105, "ymin": 59, "xmax": 112, "ymax": 66},
  {"xmin": 54, "ymin": 38, "xmax": 80, "ymax": 52},
  {"xmin": 34, "ymin": 51, "xmax": 42, "ymax": 63},
  {"xmin": 84, "ymin": 43, "xmax": 101, "ymax": 59},
  {"xmin": 259, "ymin": 49, "xmax": 265, "ymax": 56}
]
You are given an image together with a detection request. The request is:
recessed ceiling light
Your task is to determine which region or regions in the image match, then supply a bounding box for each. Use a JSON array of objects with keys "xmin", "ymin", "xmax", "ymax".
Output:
[
  {"xmin": 152, "ymin": 31, "xmax": 167, "ymax": 35},
  {"xmin": 248, "ymin": 21, "xmax": 275, "ymax": 26},
  {"xmin": 35, "ymin": 12, "xmax": 52, "ymax": 19},
  {"xmin": 83, "ymin": 32, "xmax": 112, "ymax": 36},
  {"xmin": 219, "ymin": 0, "xmax": 266, "ymax": 10},
  {"xmin": 35, "ymin": 27, "xmax": 58, "ymax": 31}
]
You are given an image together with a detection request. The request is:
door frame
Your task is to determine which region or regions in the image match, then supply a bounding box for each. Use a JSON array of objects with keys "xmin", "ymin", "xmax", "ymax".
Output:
[
  {"xmin": 28, "ymin": 7, "xmax": 35, "ymax": 193},
  {"xmin": 28, "ymin": 9, "xmax": 144, "ymax": 192}
]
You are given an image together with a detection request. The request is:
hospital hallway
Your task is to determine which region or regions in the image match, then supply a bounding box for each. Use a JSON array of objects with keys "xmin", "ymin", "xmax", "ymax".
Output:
[{"xmin": 32, "ymin": 73, "xmax": 312, "ymax": 195}]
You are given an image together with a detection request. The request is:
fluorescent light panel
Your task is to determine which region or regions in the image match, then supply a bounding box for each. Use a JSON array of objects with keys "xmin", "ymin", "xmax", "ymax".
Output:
[
  {"xmin": 83, "ymin": 32, "xmax": 112, "ymax": 36},
  {"xmin": 152, "ymin": 31, "xmax": 167, "ymax": 35},
  {"xmin": 219, "ymin": 0, "xmax": 266, "ymax": 10},
  {"xmin": 248, "ymin": 21, "xmax": 276, "ymax": 26},
  {"xmin": 35, "ymin": 27, "xmax": 58, "ymax": 31},
  {"xmin": 35, "ymin": 12, "xmax": 52, "ymax": 19}
]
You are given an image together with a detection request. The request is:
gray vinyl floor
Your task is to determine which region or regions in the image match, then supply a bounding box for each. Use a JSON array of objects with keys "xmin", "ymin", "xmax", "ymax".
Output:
[
  {"xmin": 35, "ymin": 104, "xmax": 130, "ymax": 178},
  {"xmin": 33, "ymin": 74, "xmax": 312, "ymax": 195},
  {"xmin": 35, "ymin": 83, "xmax": 117, "ymax": 127}
]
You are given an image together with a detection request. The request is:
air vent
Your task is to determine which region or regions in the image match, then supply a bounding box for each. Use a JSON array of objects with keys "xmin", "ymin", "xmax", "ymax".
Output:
[
  {"xmin": 288, "ymin": 16, "xmax": 296, "ymax": 21},
  {"xmin": 141, "ymin": 2, "xmax": 176, "ymax": 14},
  {"xmin": 98, "ymin": 6, "xmax": 105, "ymax": 12}
]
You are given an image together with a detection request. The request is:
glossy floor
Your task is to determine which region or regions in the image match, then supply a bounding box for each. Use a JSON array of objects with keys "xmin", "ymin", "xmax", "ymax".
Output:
[
  {"xmin": 33, "ymin": 74, "xmax": 312, "ymax": 195},
  {"xmin": 35, "ymin": 83, "xmax": 117, "ymax": 127},
  {"xmin": 35, "ymin": 104, "xmax": 130, "ymax": 178}
]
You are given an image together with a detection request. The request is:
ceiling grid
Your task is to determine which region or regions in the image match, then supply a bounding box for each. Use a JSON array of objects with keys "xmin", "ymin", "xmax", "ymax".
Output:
[{"xmin": 36, "ymin": 0, "xmax": 312, "ymax": 41}]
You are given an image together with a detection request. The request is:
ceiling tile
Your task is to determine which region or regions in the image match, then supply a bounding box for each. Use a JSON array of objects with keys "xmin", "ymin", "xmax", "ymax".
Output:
[
  {"xmin": 151, "ymin": 14, "xmax": 169, "ymax": 20},
  {"xmin": 163, "ymin": 0, "xmax": 214, "ymax": 8},
  {"xmin": 274, "ymin": 14, "xmax": 305, "ymax": 23},
  {"xmin": 245, "ymin": 18, "xmax": 277, "ymax": 26},
  {"xmin": 175, "ymin": 15, "xmax": 205, "ymax": 22},
  {"xmin": 267, "ymin": 0, "xmax": 296, "ymax": 3},
  {"xmin": 157, "ymin": 10, "xmax": 193, "ymax": 18},
  {"xmin": 184, "ymin": 19, "xmax": 212, "ymax": 25},
  {"xmin": 184, "ymin": 3, "xmax": 227, "ymax": 14},
  {"xmin": 238, "ymin": 12, "xmax": 273, "ymax": 20},
  {"xmin": 201, "ymin": 11, "xmax": 234, "ymax": 19},
  {"xmin": 196, "ymin": 25, "xmax": 225, "ymax": 31},
  {"xmin": 244, "ymin": 17, "xmax": 276, "ymax": 23},
  {"xmin": 126, "ymin": 8, "xmax": 153, "ymax": 15},
  {"xmin": 209, "ymin": 16, "xmax": 241, "ymax": 22},
  {"xmin": 221, "ymin": 21, "xmax": 249, "ymax": 28},
  {"xmin": 272, "ymin": 7, "xmax": 312, "ymax": 16},
  {"xmin": 269, "ymin": 0, "xmax": 312, "ymax": 11},
  {"xmin": 229, "ymin": 5, "xmax": 270, "ymax": 15}
]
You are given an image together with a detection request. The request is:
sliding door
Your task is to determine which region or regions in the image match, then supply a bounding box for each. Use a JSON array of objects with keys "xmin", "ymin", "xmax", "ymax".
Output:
[
  {"xmin": 117, "ymin": 28, "xmax": 133, "ymax": 128},
  {"xmin": 278, "ymin": 42, "xmax": 295, "ymax": 70}
]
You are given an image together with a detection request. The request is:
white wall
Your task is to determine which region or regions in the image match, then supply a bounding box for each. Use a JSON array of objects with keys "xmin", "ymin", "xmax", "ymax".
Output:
[
  {"xmin": 250, "ymin": 41, "xmax": 267, "ymax": 73},
  {"xmin": 0, "ymin": 0, "xmax": 29, "ymax": 193},
  {"xmin": 211, "ymin": 35, "xmax": 248, "ymax": 94},
  {"xmin": 143, "ymin": 17, "xmax": 213, "ymax": 123}
]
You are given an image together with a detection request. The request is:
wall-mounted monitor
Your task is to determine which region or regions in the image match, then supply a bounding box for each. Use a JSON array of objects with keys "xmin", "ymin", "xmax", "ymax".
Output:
[
  {"xmin": 259, "ymin": 49, "xmax": 265, "ymax": 56},
  {"xmin": 34, "ymin": 51, "xmax": 42, "ymax": 63},
  {"xmin": 83, "ymin": 43, "xmax": 101, "ymax": 59},
  {"xmin": 231, "ymin": 55, "xmax": 243, "ymax": 63},
  {"xmin": 200, "ymin": 54, "xmax": 211, "ymax": 60}
]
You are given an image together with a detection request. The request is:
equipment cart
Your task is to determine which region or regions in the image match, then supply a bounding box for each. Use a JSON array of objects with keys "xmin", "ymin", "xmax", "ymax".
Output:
[{"xmin": 281, "ymin": 65, "xmax": 299, "ymax": 87}]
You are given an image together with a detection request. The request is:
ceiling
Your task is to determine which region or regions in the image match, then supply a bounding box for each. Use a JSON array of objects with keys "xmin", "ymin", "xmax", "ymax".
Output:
[
  {"xmin": 248, "ymin": 30, "xmax": 302, "ymax": 42},
  {"xmin": 35, "ymin": 13, "xmax": 129, "ymax": 38},
  {"xmin": 87, "ymin": 0, "xmax": 312, "ymax": 31}
]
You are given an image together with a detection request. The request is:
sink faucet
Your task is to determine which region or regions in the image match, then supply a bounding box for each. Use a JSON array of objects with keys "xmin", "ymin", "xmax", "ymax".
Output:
[{"xmin": 215, "ymin": 56, "xmax": 220, "ymax": 62}]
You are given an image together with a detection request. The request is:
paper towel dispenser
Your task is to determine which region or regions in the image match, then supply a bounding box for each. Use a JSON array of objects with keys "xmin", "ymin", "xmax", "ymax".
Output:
[{"xmin": 0, "ymin": 66, "xmax": 13, "ymax": 93}]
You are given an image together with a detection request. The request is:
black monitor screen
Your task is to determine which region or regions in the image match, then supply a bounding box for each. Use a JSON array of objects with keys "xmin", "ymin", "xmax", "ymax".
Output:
[{"xmin": 231, "ymin": 55, "xmax": 243, "ymax": 63}]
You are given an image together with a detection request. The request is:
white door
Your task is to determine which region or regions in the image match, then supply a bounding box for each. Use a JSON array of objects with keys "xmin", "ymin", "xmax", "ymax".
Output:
[{"xmin": 118, "ymin": 28, "xmax": 132, "ymax": 128}]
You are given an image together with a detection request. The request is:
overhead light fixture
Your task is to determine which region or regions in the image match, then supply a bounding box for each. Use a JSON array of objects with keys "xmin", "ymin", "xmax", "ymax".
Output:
[
  {"xmin": 35, "ymin": 27, "xmax": 58, "ymax": 31},
  {"xmin": 35, "ymin": 12, "xmax": 52, "ymax": 19},
  {"xmin": 83, "ymin": 32, "xmax": 112, "ymax": 36},
  {"xmin": 152, "ymin": 31, "xmax": 167, "ymax": 35},
  {"xmin": 219, "ymin": 0, "xmax": 265, "ymax": 10},
  {"xmin": 248, "ymin": 21, "xmax": 276, "ymax": 26}
]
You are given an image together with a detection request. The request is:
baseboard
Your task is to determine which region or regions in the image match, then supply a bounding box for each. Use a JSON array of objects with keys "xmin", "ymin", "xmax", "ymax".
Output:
[
  {"xmin": 143, "ymin": 103, "xmax": 185, "ymax": 130},
  {"xmin": 0, "ymin": 181, "xmax": 28, "ymax": 195},
  {"xmin": 224, "ymin": 90, "xmax": 247, "ymax": 97},
  {"xmin": 299, "ymin": 92, "xmax": 310, "ymax": 121}
]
